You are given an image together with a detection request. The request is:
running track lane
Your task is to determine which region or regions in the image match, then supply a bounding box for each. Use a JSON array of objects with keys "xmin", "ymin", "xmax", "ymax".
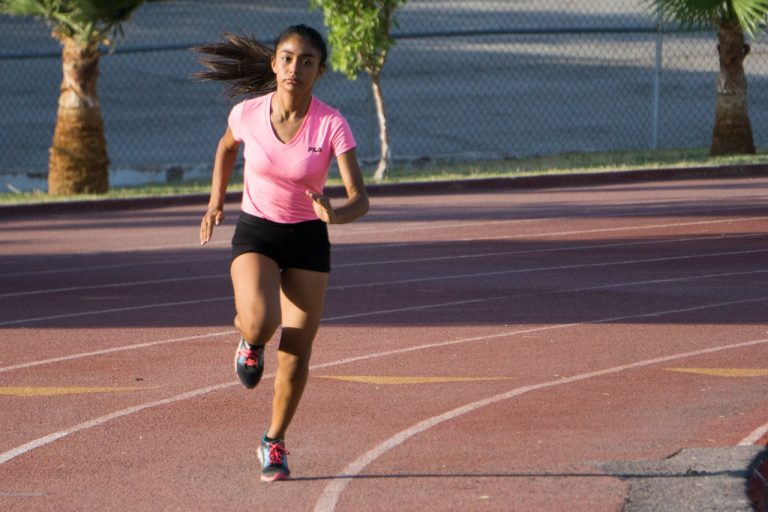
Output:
[{"xmin": 0, "ymin": 176, "xmax": 767, "ymax": 511}]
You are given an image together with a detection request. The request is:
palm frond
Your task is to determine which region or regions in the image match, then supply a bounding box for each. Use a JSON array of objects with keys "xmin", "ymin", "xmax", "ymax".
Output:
[
  {"xmin": 646, "ymin": 0, "xmax": 768, "ymax": 36},
  {"xmin": 74, "ymin": 0, "xmax": 147, "ymax": 24},
  {"xmin": 0, "ymin": 0, "xmax": 54, "ymax": 17},
  {"xmin": 731, "ymin": 0, "xmax": 768, "ymax": 36},
  {"xmin": 646, "ymin": 0, "xmax": 723, "ymax": 27},
  {"xmin": 1, "ymin": 0, "xmax": 159, "ymax": 43}
]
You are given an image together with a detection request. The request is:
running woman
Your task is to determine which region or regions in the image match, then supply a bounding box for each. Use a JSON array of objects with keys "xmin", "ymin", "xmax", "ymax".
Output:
[{"xmin": 196, "ymin": 25, "xmax": 369, "ymax": 482}]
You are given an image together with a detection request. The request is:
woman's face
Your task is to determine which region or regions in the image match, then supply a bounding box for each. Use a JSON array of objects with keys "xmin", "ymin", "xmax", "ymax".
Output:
[{"xmin": 271, "ymin": 35, "xmax": 325, "ymax": 95}]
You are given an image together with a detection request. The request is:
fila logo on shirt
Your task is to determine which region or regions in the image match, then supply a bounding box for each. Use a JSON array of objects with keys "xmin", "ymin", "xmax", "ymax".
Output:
[{"xmin": 307, "ymin": 146, "xmax": 323, "ymax": 153}]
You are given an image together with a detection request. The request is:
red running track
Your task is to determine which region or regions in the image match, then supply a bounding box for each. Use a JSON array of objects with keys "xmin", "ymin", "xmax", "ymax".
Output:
[{"xmin": 1, "ymin": 175, "xmax": 767, "ymax": 511}]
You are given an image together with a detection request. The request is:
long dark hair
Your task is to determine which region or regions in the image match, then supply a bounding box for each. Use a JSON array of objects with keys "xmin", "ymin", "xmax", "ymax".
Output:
[{"xmin": 194, "ymin": 25, "xmax": 328, "ymax": 98}]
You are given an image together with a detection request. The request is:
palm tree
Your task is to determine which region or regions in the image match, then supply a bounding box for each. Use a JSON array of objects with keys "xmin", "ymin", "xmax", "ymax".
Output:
[
  {"xmin": 649, "ymin": 0, "xmax": 768, "ymax": 155},
  {"xmin": 0, "ymin": 1, "xmax": 160, "ymax": 195}
]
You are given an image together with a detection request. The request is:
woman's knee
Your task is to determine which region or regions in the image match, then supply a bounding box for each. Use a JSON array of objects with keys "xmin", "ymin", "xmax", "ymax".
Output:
[
  {"xmin": 234, "ymin": 313, "xmax": 280, "ymax": 345},
  {"xmin": 276, "ymin": 349, "xmax": 310, "ymax": 382}
]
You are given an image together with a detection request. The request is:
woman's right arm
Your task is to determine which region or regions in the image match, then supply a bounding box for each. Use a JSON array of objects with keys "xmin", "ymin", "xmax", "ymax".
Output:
[{"xmin": 200, "ymin": 127, "xmax": 240, "ymax": 245}]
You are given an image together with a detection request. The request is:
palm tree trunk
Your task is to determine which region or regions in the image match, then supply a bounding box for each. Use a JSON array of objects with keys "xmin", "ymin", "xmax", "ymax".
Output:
[
  {"xmin": 371, "ymin": 72, "xmax": 390, "ymax": 182},
  {"xmin": 48, "ymin": 37, "xmax": 109, "ymax": 196},
  {"xmin": 710, "ymin": 21, "xmax": 755, "ymax": 156}
]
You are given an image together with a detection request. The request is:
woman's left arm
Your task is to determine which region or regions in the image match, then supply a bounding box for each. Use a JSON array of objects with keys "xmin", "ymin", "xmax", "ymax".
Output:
[{"xmin": 307, "ymin": 148, "xmax": 369, "ymax": 224}]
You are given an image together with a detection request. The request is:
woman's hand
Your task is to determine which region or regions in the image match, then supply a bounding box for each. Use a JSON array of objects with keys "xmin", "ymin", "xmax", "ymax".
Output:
[
  {"xmin": 200, "ymin": 207, "xmax": 224, "ymax": 245},
  {"xmin": 200, "ymin": 127, "xmax": 239, "ymax": 246},
  {"xmin": 307, "ymin": 190, "xmax": 337, "ymax": 224}
]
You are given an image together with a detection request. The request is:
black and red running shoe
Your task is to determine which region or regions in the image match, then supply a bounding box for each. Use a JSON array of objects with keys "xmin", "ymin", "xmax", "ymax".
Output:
[
  {"xmin": 235, "ymin": 338, "xmax": 265, "ymax": 389},
  {"xmin": 258, "ymin": 435, "xmax": 290, "ymax": 482}
]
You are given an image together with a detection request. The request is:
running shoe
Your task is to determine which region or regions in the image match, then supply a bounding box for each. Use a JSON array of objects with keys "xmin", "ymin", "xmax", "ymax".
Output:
[
  {"xmin": 234, "ymin": 338, "xmax": 264, "ymax": 389},
  {"xmin": 258, "ymin": 435, "xmax": 290, "ymax": 482}
]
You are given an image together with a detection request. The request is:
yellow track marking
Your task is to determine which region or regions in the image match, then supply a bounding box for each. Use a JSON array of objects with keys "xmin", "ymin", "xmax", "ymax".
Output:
[
  {"xmin": 317, "ymin": 376, "xmax": 516, "ymax": 385},
  {"xmin": 665, "ymin": 368, "xmax": 768, "ymax": 378},
  {"xmin": 0, "ymin": 387, "xmax": 141, "ymax": 397}
]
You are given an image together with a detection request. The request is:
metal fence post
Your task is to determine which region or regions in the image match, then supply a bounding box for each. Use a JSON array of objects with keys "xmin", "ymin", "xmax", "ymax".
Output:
[{"xmin": 652, "ymin": 3, "xmax": 663, "ymax": 150}]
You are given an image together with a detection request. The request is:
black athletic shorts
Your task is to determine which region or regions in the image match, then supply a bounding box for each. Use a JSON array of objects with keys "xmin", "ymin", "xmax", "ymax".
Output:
[{"xmin": 231, "ymin": 212, "xmax": 331, "ymax": 273}]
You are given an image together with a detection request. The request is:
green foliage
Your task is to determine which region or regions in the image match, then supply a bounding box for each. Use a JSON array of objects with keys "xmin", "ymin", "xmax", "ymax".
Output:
[
  {"xmin": 0, "ymin": 0, "xmax": 53, "ymax": 18},
  {"xmin": 647, "ymin": 0, "xmax": 768, "ymax": 36},
  {"xmin": 310, "ymin": 0, "xmax": 406, "ymax": 79},
  {"xmin": 0, "ymin": 0, "xmax": 158, "ymax": 44}
]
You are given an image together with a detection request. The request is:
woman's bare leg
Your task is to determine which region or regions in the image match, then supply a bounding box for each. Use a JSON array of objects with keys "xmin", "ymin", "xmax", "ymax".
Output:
[
  {"xmin": 230, "ymin": 253, "xmax": 282, "ymax": 345},
  {"xmin": 267, "ymin": 268, "xmax": 328, "ymax": 439}
]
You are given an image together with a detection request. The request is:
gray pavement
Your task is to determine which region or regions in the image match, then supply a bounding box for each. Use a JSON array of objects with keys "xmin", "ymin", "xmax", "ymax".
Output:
[{"xmin": 603, "ymin": 447, "xmax": 766, "ymax": 511}]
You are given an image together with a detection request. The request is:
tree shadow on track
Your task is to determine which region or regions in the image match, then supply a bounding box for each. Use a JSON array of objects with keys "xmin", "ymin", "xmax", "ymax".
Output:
[
  {"xmin": 1, "ymin": 181, "xmax": 766, "ymax": 330},
  {"xmin": 1, "ymin": 229, "xmax": 767, "ymax": 329}
]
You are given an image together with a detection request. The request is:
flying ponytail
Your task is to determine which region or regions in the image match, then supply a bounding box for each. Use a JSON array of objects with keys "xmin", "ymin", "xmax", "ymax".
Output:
[
  {"xmin": 193, "ymin": 33, "xmax": 277, "ymax": 98},
  {"xmin": 194, "ymin": 25, "xmax": 328, "ymax": 99}
]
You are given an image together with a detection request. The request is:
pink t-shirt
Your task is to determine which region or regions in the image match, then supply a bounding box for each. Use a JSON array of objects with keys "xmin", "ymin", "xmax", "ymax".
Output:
[{"xmin": 228, "ymin": 93, "xmax": 357, "ymax": 223}]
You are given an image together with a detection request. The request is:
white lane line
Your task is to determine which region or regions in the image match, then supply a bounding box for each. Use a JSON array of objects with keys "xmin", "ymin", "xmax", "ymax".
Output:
[
  {"xmin": 0, "ymin": 255, "xmax": 220, "ymax": 280},
  {"xmin": 312, "ymin": 336, "xmax": 768, "ymax": 512},
  {"xmin": 341, "ymin": 205, "xmax": 768, "ymax": 237},
  {"xmin": 0, "ymin": 297, "xmax": 226, "ymax": 327},
  {"xmin": 0, "ymin": 331, "xmax": 234, "ymax": 374},
  {"xmin": 1, "ymin": 295, "xmax": 766, "ymax": 466},
  {"xmin": 2, "ymin": 232, "xmax": 760, "ymax": 300},
  {"xmin": 325, "ymin": 270, "xmax": 768, "ymax": 322},
  {"xmin": 331, "ymin": 247, "xmax": 768, "ymax": 291},
  {"xmin": 1, "ymin": 214, "xmax": 764, "ymax": 279},
  {"xmin": 3, "ymin": 269, "xmax": 767, "ymax": 374},
  {"xmin": 336, "ymin": 216, "xmax": 768, "ymax": 251},
  {"xmin": 738, "ymin": 422, "xmax": 768, "ymax": 446},
  {"xmin": 40, "ymin": 202, "xmax": 742, "ymax": 250},
  {"xmin": 0, "ymin": 274, "xmax": 224, "ymax": 299},
  {"xmin": 0, "ymin": 382, "xmax": 235, "ymax": 465},
  {"xmin": 335, "ymin": 232, "xmax": 765, "ymax": 268},
  {"xmin": 0, "ymin": 296, "xmax": 497, "ymax": 374},
  {"xmin": 0, "ymin": 239, "xmax": 230, "ymax": 268},
  {"xmin": 1, "ymin": 249, "xmax": 766, "ymax": 329}
]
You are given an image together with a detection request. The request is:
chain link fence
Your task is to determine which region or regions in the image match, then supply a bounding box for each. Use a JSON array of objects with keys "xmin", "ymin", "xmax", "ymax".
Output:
[{"xmin": 1, "ymin": 0, "xmax": 766, "ymax": 189}]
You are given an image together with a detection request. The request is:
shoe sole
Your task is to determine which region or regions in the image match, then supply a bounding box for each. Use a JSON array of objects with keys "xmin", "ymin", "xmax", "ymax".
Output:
[{"xmin": 261, "ymin": 472, "xmax": 289, "ymax": 482}]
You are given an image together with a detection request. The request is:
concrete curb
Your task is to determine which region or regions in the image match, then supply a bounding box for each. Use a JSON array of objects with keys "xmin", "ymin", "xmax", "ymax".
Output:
[
  {"xmin": 1, "ymin": 163, "xmax": 767, "ymax": 217},
  {"xmin": 601, "ymin": 446, "xmax": 768, "ymax": 511}
]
